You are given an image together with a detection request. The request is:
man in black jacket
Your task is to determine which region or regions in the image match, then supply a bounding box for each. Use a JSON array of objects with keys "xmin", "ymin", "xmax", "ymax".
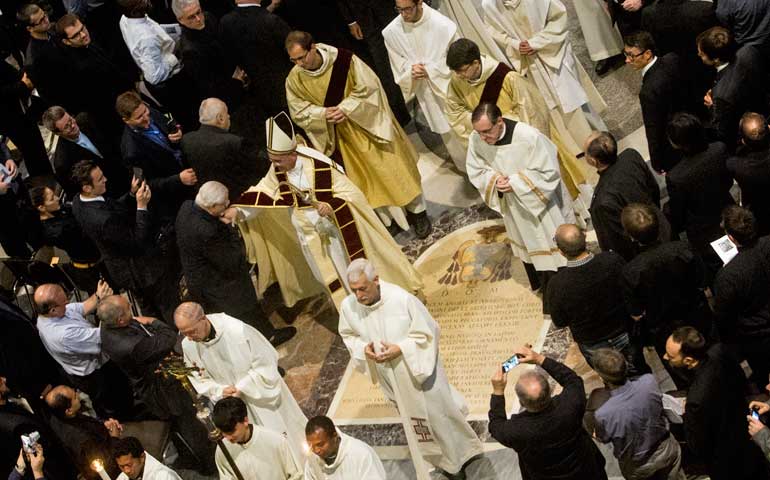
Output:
[
  {"xmin": 489, "ymin": 344, "xmax": 607, "ymax": 480},
  {"xmin": 664, "ymin": 327, "xmax": 770, "ymax": 479},
  {"xmin": 623, "ymin": 31, "xmax": 691, "ymax": 173},
  {"xmin": 42, "ymin": 106, "xmax": 131, "ymax": 198},
  {"xmin": 97, "ymin": 295, "xmax": 216, "ymax": 474},
  {"xmin": 727, "ymin": 112, "xmax": 770, "ymax": 236},
  {"xmin": 585, "ymin": 131, "xmax": 670, "ymax": 261},
  {"xmin": 116, "ymin": 91, "xmax": 197, "ymax": 225},
  {"xmin": 174, "ymin": 1, "xmax": 245, "ymax": 110},
  {"xmin": 181, "ymin": 98, "xmax": 265, "ymax": 201},
  {"xmin": 712, "ymin": 205, "xmax": 770, "ymax": 388},
  {"xmin": 175, "ymin": 181, "xmax": 295, "ymax": 345},
  {"xmin": 70, "ymin": 160, "xmax": 181, "ymax": 325}
]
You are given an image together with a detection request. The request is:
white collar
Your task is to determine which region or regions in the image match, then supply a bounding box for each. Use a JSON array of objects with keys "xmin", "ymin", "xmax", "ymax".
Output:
[
  {"xmin": 497, "ymin": 122, "xmax": 507, "ymax": 141},
  {"xmin": 237, "ymin": 3, "xmax": 261, "ymax": 7},
  {"xmin": 641, "ymin": 56, "xmax": 657, "ymax": 78},
  {"xmin": 78, "ymin": 194, "xmax": 104, "ymax": 202},
  {"xmin": 716, "ymin": 62, "xmax": 729, "ymax": 73}
]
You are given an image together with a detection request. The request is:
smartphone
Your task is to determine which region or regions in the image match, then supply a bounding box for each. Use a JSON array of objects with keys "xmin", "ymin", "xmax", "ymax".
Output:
[
  {"xmin": 502, "ymin": 354, "xmax": 520, "ymax": 373},
  {"xmin": 165, "ymin": 115, "xmax": 179, "ymax": 135},
  {"xmin": 132, "ymin": 166, "xmax": 144, "ymax": 183},
  {"xmin": 751, "ymin": 406, "xmax": 761, "ymax": 420}
]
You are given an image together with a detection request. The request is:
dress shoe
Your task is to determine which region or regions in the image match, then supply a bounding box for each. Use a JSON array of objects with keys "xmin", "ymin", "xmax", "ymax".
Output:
[
  {"xmin": 269, "ymin": 326, "xmax": 297, "ymax": 347},
  {"xmin": 386, "ymin": 222, "xmax": 402, "ymax": 238},
  {"xmin": 406, "ymin": 210, "xmax": 432, "ymax": 239},
  {"xmin": 278, "ymin": 366, "xmax": 286, "ymax": 377}
]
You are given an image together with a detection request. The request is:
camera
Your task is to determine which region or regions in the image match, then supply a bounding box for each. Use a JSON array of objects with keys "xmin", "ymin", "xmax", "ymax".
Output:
[
  {"xmin": 502, "ymin": 354, "xmax": 520, "ymax": 373},
  {"xmin": 21, "ymin": 431, "xmax": 40, "ymax": 455}
]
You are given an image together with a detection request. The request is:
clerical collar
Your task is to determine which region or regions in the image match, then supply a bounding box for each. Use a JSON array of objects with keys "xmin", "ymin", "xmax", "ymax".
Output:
[
  {"xmin": 716, "ymin": 62, "xmax": 729, "ymax": 73},
  {"xmin": 641, "ymin": 56, "xmax": 657, "ymax": 78},
  {"xmin": 238, "ymin": 425, "xmax": 254, "ymax": 445},
  {"xmin": 203, "ymin": 323, "xmax": 217, "ymax": 342},
  {"xmin": 494, "ymin": 119, "xmax": 516, "ymax": 146}
]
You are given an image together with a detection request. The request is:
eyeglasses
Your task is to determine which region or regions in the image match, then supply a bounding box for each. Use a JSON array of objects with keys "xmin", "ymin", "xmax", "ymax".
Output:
[
  {"xmin": 66, "ymin": 23, "xmax": 87, "ymax": 40},
  {"xmin": 623, "ymin": 49, "xmax": 647, "ymax": 60},
  {"xmin": 60, "ymin": 116, "xmax": 77, "ymax": 133},
  {"xmin": 394, "ymin": 4, "xmax": 418, "ymax": 13},
  {"xmin": 29, "ymin": 13, "xmax": 49, "ymax": 27}
]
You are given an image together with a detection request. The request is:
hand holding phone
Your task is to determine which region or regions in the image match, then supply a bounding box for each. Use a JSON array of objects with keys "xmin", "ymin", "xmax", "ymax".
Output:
[
  {"xmin": 502, "ymin": 354, "xmax": 520, "ymax": 373},
  {"xmin": 751, "ymin": 406, "xmax": 761, "ymax": 420}
]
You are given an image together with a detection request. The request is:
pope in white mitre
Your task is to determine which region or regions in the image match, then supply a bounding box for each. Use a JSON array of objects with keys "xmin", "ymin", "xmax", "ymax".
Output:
[
  {"xmin": 382, "ymin": 0, "xmax": 467, "ymax": 170},
  {"xmin": 338, "ymin": 258, "xmax": 484, "ymax": 476},
  {"xmin": 482, "ymin": 0, "xmax": 608, "ymax": 153},
  {"xmin": 174, "ymin": 303, "xmax": 308, "ymax": 466},
  {"xmin": 234, "ymin": 113, "xmax": 423, "ymax": 308},
  {"xmin": 466, "ymin": 102, "xmax": 570, "ymax": 285}
]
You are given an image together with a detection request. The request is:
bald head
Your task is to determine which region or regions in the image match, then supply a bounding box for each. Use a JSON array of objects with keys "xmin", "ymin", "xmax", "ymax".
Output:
[
  {"xmin": 740, "ymin": 112, "xmax": 769, "ymax": 150},
  {"xmin": 584, "ymin": 131, "xmax": 617, "ymax": 168},
  {"xmin": 97, "ymin": 295, "xmax": 131, "ymax": 328},
  {"xmin": 175, "ymin": 302, "xmax": 211, "ymax": 342},
  {"xmin": 199, "ymin": 98, "xmax": 230, "ymax": 129},
  {"xmin": 515, "ymin": 371, "xmax": 551, "ymax": 412},
  {"xmin": 34, "ymin": 284, "xmax": 67, "ymax": 317},
  {"xmin": 45, "ymin": 384, "xmax": 80, "ymax": 418},
  {"xmin": 554, "ymin": 224, "xmax": 586, "ymax": 259}
]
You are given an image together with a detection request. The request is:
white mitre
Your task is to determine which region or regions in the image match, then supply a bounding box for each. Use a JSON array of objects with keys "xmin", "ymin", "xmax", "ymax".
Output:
[{"xmin": 266, "ymin": 111, "xmax": 297, "ymax": 155}]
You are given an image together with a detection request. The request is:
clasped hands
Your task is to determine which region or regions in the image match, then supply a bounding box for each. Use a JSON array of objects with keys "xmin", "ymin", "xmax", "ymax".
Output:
[
  {"xmin": 365, "ymin": 341, "xmax": 402, "ymax": 363},
  {"xmin": 495, "ymin": 175, "xmax": 513, "ymax": 193},
  {"xmin": 518, "ymin": 40, "xmax": 536, "ymax": 56},
  {"xmin": 411, "ymin": 63, "xmax": 428, "ymax": 80},
  {"xmin": 325, "ymin": 106, "xmax": 346, "ymax": 124}
]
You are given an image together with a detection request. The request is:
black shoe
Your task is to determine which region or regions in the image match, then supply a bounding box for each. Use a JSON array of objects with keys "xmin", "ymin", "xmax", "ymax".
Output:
[
  {"xmin": 594, "ymin": 53, "xmax": 624, "ymax": 76},
  {"xmin": 386, "ymin": 222, "xmax": 402, "ymax": 238},
  {"xmin": 278, "ymin": 366, "xmax": 286, "ymax": 377},
  {"xmin": 269, "ymin": 326, "xmax": 297, "ymax": 347},
  {"xmin": 407, "ymin": 210, "xmax": 432, "ymax": 239}
]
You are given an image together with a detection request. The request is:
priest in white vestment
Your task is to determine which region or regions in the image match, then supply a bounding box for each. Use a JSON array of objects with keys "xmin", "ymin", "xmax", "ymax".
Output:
[
  {"xmin": 382, "ymin": 0, "xmax": 467, "ymax": 170},
  {"xmin": 174, "ymin": 303, "xmax": 308, "ymax": 466},
  {"xmin": 235, "ymin": 114, "xmax": 423, "ymax": 308},
  {"xmin": 338, "ymin": 259, "xmax": 484, "ymax": 476},
  {"xmin": 572, "ymin": 0, "xmax": 623, "ymax": 73},
  {"xmin": 466, "ymin": 103, "xmax": 569, "ymax": 288},
  {"xmin": 437, "ymin": 0, "xmax": 511, "ymax": 66},
  {"xmin": 304, "ymin": 415, "xmax": 386, "ymax": 480},
  {"xmin": 115, "ymin": 438, "xmax": 182, "ymax": 480},
  {"xmin": 212, "ymin": 397, "xmax": 302, "ymax": 480},
  {"xmin": 482, "ymin": 0, "xmax": 608, "ymax": 152}
]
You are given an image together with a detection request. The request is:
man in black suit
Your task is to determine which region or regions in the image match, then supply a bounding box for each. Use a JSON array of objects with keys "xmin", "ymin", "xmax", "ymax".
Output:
[
  {"xmin": 181, "ymin": 98, "xmax": 265, "ymax": 201},
  {"xmin": 623, "ymin": 31, "xmax": 693, "ymax": 173},
  {"xmin": 728, "ymin": 112, "xmax": 770, "ymax": 236},
  {"xmin": 664, "ymin": 327, "xmax": 770, "ymax": 479},
  {"xmin": 174, "ymin": 1, "xmax": 246, "ymax": 110},
  {"xmin": 116, "ymin": 91, "xmax": 197, "ymax": 225},
  {"xmin": 489, "ymin": 344, "xmax": 608, "ymax": 480},
  {"xmin": 584, "ymin": 131, "xmax": 670, "ymax": 261},
  {"xmin": 698, "ymin": 27, "xmax": 768, "ymax": 150},
  {"xmin": 604, "ymin": 0, "xmax": 650, "ymax": 38},
  {"xmin": 97, "ymin": 295, "xmax": 216, "ymax": 474},
  {"xmin": 716, "ymin": 0, "xmax": 770, "ymax": 55},
  {"xmin": 712, "ymin": 205, "xmax": 770, "ymax": 389},
  {"xmin": 220, "ymin": 0, "xmax": 293, "ymax": 117},
  {"xmin": 175, "ymin": 181, "xmax": 296, "ymax": 345},
  {"xmin": 70, "ymin": 160, "xmax": 181, "ymax": 325},
  {"xmin": 42, "ymin": 106, "xmax": 131, "ymax": 198}
]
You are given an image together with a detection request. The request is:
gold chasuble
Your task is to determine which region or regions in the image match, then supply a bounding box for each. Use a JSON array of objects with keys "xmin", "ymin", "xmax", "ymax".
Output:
[
  {"xmin": 235, "ymin": 146, "xmax": 423, "ymax": 308},
  {"xmin": 285, "ymin": 44, "xmax": 422, "ymax": 209}
]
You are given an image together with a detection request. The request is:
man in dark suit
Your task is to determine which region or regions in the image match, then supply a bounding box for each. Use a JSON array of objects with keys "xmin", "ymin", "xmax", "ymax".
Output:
[
  {"xmin": 70, "ymin": 160, "xmax": 181, "ymax": 325},
  {"xmin": 728, "ymin": 112, "xmax": 770, "ymax": 236},
  {"xmin": 96, "ymin": 295, "xmax": 216, "ymax": 474},
  {"xmin": 181, "ymin": 98, "xmax": 265, "ymax": 201},
  {"xmin": 712, "ymin": 205, "xmax": 770, "ymax": 389},
  {"xmin": 174, "ymin": 2, "xmax": 245, "ymax": 110},
  {"xmin": 489, "ymin": 345, "xmax": 608, "ymax": 480},
  {"xmin": 116, "ymin": 91, "xmax": 197, "ymax": 225},
  {"xmin": 623, "ymin": 31, "xmax": 694, "ymax": 173},
  {"xmin": 585, "ymin": 131, "xmax": 670, "ymax": 261},
  {"xmin": 604, "ymin": 0, "xmax": 650, "ymax": 38},
  {"xmin": 175, "ymin": 181, "xmax": 296, "ymax": 345},
  {"xmin": 220, "ymin": 0, "xmax": 293, "ymax": 117},
  {"xmin": 664, "ymin": 327, "xmax": 770, "ymax": 479},
  {"xmin": 716, "ymin": 0, "xmax": 770, "ymax": 54},
  {"xmin": 42, "ymin": 106, "xmax": 131, "ymax": 199},
  {"xmin": 698, "ymin": 27, "xmax": 768, "ymax": 150},
  {"xmin": 666, "ymin": 113, "xmax": 734, "ymax": 277}
]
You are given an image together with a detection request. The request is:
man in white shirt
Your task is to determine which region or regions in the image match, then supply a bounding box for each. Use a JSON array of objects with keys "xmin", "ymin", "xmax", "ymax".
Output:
[
  {"xmin": 212, "ymin": 397, "xmax": 302, "ymax": 480},
  {"xmin": 114, "ymin": 436, "xmax": 182, "ymax": 480},
  {"xmin": 304, "ymin": 415, "xmax": 386, "ymax": 479}
]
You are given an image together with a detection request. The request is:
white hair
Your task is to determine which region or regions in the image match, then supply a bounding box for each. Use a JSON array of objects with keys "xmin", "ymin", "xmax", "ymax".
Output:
[
  {"xmin": 195, "ymin": 181, "xmax": 229, "ymax": 209},
  {"xmin": 346, "ymin": 258, "xmax": 377, "ymax": 282},
  {"xmin": 199, "ymin": 98, "xmax": 226, "ymax": 126},
  {"xmin": 172, "ymin": 0, "xmax": 200, "ymax": 19}
]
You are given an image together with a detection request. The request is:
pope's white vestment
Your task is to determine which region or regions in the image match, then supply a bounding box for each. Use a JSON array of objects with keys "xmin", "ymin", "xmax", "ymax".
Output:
[
  {"xmin": 116, "ymin": 451, "xmax": 181, "ymax": 480},
  {"xmin": 181, "ymin": 313, "xmax": 307, "ymax": 466},
  {"xmin": 338, "ymin": 281, "xmax": 483, "ymax": 474},
  {"xmin": 466, "ymin": 119, "xmax": 570, "ymax": 271},
  {"xmin": 216, "ymin": 425, "xmax": 302, "ymax": 480},
  {"xmin": 304, "ymin": 432, "xmax": 386, "ymax": 480}
]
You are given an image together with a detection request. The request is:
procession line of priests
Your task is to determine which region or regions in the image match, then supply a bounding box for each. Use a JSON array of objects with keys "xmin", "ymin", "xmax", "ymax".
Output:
[
  {"xmin": 235, "ymin": 114, "xmax": 423, "ymax": 309},
  {"xmin": 339, "ymin": 277, "xmax": 484, "ymax": 475}
]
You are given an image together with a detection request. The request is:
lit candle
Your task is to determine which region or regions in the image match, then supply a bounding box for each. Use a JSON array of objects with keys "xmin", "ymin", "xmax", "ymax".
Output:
[{"xmin": 90, "ymin": 459, "xmax": 111, "ymax": 480}]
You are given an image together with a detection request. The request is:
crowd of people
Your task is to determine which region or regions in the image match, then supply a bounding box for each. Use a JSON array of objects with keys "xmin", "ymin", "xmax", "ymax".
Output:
[{"xmin": 1, "ymin": 0, "xmax": 770, "ymax": 478}]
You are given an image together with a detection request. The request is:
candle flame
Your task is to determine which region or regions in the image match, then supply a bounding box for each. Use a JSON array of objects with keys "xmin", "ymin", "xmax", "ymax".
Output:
[{"xmin": 91, "ymin": 459, "xmax": 104, "ymax": 472}]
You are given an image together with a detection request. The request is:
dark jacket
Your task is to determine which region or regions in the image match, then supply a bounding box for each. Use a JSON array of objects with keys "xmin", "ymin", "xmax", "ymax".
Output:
[
  {"xmin": 590, "ymin": 149, "xmax": 670, "ymax": 261},
  {"xmin": 489, "ymin": 357, "xmax": 607, "ymax": 480},
  {"xmin": 665, "ymin": 141, "xmax": 734, "ymax": 253},
  {"xmin": 716, "ymin": 0, "xmax": 770, "ymax": 52},
  {"xmin": 120, "ymin": 106, "xmax": 192, "ymax": 224},
  {"xmin": 39, "ymin": 208, "xmax": 100, "ymax": 264},
  {"xmin": 684, "ymin": 344, "xmax": 770, "ymax": 479},
  {"xmin": 219, "ymin": 5, "xmax": 292, "ymax": 115},
  {"xmin": 53, "ymin": 112, "xmax": 131, "ymax": 198},
  {"xmin": 71, "ymin": 193, "xmax": 166, "ymax": 292},
  {"xmin": 727, "ymin": 146, "xmax": 770, "ymax": 236},
  {"xmin": 47, "ymin": 414, "xmax": 119, "ymax": 480},
  {"xmin": 639, "ymin": 53, "xmax": 688, "ymax": 172},
  {"xmin": 180, "ymin": 124, "xmax": 264, "ymax": 201}
]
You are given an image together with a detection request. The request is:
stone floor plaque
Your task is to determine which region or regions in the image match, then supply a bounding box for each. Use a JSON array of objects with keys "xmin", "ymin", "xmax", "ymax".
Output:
[{"xmin": 329, "ymin": 220, "xmax": 548, "ymax": 423}]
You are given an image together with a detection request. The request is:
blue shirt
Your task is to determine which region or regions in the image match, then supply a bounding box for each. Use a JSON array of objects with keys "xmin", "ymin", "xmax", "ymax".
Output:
[
  {"xmin": 74, "ymin": 132, "xmax": 102, "ymax": 158},
  {"xmin": 138, "ymin": 121, "xmax": 183, "ymax": 165},
  {"xmin": 595, "ymin": 374, "xmax": 670, "ymax": 464},
  {"xmin": 37, "ymin": 303, "xmax": 104, "ymax": 376}
]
